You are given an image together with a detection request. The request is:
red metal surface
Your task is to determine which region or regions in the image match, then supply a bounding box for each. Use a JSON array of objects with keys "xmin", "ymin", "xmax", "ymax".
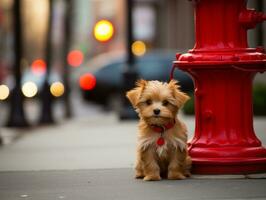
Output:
[{"xmin": 174, "ymin": 0, "xmax": 266, "ymax": 174}]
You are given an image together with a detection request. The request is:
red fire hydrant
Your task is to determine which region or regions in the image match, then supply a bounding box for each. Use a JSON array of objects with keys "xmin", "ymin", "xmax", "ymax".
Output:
[{"xmin": 173, "ymin": 0, "xmax": 266, "ymax": 174}]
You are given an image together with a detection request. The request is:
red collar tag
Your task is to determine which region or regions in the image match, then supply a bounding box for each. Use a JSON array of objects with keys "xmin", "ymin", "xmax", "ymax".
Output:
[{"xmin": 157, "ymin": 136, "xmax": 165, "ymax": 146}]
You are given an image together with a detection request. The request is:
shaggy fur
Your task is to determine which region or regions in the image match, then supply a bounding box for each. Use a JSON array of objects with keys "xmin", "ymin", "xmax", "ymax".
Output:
[{"xmin": 126, "ymin": 80, "xmax": 191, "ymax": 181}]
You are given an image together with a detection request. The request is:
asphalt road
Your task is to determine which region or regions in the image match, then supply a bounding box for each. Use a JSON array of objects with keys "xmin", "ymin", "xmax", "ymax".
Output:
[{"xmin": 1, "ymin": 168, "xmax": 266, "ymax": 200}]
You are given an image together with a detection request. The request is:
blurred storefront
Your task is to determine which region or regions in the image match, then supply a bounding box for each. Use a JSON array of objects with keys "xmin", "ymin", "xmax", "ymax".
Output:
[{"xmin": 0, "ymin": 0, "xmax": 265, "ymax": 84}]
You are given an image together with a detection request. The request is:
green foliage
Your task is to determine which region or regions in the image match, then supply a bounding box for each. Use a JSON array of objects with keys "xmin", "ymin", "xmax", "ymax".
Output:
[
  {"xmin": 183, "ymin": 83, "xmax": 266, "ymax": 116},
  {"xmin": 253, "ymin": 83, "xmax": 266, "ymax": 116},
  {"xmin": 183, "ymin": 93, "xmax": 195, "ymax": 115}
]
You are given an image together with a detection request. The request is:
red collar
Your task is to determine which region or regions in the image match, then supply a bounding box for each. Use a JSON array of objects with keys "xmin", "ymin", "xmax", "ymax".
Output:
[{"xmin": 150, "ymin": 121, "xmax": 175, "ymax": 133}]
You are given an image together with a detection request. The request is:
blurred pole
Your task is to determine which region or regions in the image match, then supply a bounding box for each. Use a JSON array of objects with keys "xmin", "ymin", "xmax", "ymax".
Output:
[
  {"xmin": 256, "ymin": 0, "xmax": 264, "ymax": 46},
  {"xmin": 6, "ymin": 0, "xmax": 29, "ymax": 127},
  {"xmin": 126, "ymin": 0, "xmax": 134, "ymax": 66},
  {"xmin": 38, "ymin": 0, "xmax": 54, "ymax": 124},
  {"xmin": 62, "ymin": 0, "xmax": 73, "ymax": 119},
  {"xmin": 119, "ymin": 0, "xmax": 138, "ymax": 120}
]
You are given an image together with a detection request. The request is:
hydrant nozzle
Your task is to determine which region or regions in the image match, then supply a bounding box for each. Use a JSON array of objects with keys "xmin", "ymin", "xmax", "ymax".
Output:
[{"xmin": 239, "ymin": 9, "xmax": 266, "ymax": 29}]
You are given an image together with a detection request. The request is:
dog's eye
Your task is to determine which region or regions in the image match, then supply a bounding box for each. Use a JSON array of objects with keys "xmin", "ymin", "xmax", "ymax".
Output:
[
  {"xmin": 146, "ymin": 99, "xmax": 152, "ymax": 105},
  {"xmin": 162, "ymin": 100, "xmax": 169, "ymax": 106}
]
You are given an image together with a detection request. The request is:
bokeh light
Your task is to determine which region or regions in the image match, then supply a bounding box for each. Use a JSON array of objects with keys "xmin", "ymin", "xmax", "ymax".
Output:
[
  {"xmin": 94, "ymin": 20, "xmax": 114, "ymax": 42},
  {"xmin": 67, "ymin": 50, "xmax": 84, "ymax": 67},
  {"xmin": 79, "ymin": 73, "xmax": 96, "ymax": 91},
  {"xmin": 50, "ymin": 82, "xmax": 65, "ymax": 97},
  {"xmin": 0, "ymin": 84, "xmax": 10, "ymax": 100},
  {"xmin": 132, "ymin": 41, "xmax": 146, "ymax": 56},
  {"xmin": 31, "ymin": 59, "xmax": 47, "ymax": 76},
  {"xmin": 22, "ymin": 82, "xmax": 38, "ymax": 98}
]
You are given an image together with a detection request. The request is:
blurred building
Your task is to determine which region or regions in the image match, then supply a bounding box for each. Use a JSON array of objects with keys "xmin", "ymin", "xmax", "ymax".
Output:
[
  {"xmin": 0, "ymin": 0, "xmax": 13, "ymax": 83},
  {"xmin": 71, "ymin": 0, "xmax": 194, "ymax": 57},
  {"xmin": 0, "ymin": 0, "xmax": 265, "ymax": 84}
]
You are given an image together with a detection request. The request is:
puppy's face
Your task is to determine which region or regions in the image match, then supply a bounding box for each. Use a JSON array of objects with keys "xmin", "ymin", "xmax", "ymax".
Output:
[{"xmin": 126, "ymin": 80, "xmax": 189, "ymax": 125}]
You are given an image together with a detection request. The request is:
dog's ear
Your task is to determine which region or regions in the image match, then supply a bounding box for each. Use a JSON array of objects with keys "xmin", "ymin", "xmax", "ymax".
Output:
[
  {"xmin": 126, "ymin": 79, "xmax": 147, "ymax": 108},
  {"xmin": 168, "ymin": 79, "xmax": 190, "ymax": 108}
]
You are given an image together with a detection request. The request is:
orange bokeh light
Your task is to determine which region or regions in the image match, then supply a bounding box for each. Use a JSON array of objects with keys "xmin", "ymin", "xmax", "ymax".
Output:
[
  {"xmin": 67, "ymin": 50, "xmax": 84, "ymax": 67},
  {"xmin": 31, "ymin": 59, "xmax": 46, "ymax": 76},
  {"xmin": 79, "ymin": 73, "xmax": 96, "ymax": 90},
  {"xmin": 94, "ymin": 20, "xmax": 114, "ymax": 42}
]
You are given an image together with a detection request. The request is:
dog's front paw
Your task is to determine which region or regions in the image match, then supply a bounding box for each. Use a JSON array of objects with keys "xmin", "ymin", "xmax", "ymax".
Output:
[
  {"xmin": 143, "ymin": 175, "xmax": 161, "ymax": 181},
  {"xmin": 135, "ymin": 173, "xmax": 144, "ymax": 179},
  {"xmin": 167, "ymin": 172, "xmax": 186, "ymax": 180},
  {"xmin": 184, "ymin": 171, "xmax": 191, "ymax": 177}
]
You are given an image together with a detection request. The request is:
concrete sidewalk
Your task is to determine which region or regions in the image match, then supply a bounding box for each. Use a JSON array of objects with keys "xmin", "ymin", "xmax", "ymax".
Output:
[
  {"xmin": 0, "ymin": 113, "xmax": 137, "ymax": 171},
  {"xmin": 0, "ymin": 113, "xmax": 265, "ymax": 171},
  {"xmin": 1, "ymin": 168, "xmax": 266, "ymax": 200}
]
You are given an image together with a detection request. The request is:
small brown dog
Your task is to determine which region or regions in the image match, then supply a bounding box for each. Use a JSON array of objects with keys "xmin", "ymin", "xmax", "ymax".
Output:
[{"xmin": 126, "ymin": 79, "xmax": 191, "ymax": 181}]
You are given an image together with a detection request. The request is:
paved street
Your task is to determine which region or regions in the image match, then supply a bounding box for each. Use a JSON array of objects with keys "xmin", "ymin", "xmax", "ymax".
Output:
[
  {"xmin": 0, "ymin": 110, "xmax": 265, "ymax": 171},
  {"xmin": 0, "ymin": 113, "xmax": 137, "ymax": 171},
  {"xmin": 1, "ymin": 168, "xmax": 266, "ymax": 200}
]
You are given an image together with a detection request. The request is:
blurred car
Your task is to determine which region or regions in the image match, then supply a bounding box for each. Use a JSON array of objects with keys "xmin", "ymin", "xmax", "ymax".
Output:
[{"xmin": 81, "ymin": 50, "xmax": 194, "ymax": 106}]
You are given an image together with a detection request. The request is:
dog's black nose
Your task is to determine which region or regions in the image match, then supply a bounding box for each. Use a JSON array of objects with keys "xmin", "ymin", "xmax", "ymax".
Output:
[{"xmin": 153, "ymin": 109, "xmax": 160, "ymax": 115}]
